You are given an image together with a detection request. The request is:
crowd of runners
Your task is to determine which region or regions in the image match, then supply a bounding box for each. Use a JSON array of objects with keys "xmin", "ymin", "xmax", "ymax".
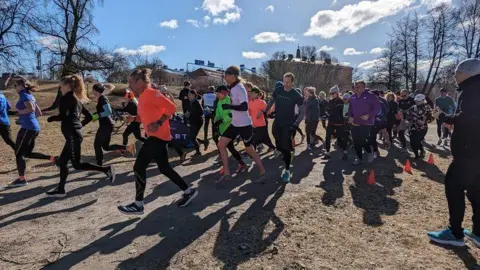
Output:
[{"xmin": 0, "ymin": 58, "xmax": 479, "ymax": 249}]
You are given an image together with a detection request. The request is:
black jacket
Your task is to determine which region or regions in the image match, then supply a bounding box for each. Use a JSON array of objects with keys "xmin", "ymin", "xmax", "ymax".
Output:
[
  {"xmin": 305, "ymin": 97, "xmax": 319, "ymax": 122},
  {"xmin": 118, "ymin": 100, "xmax": 138, "ymax": 116},
  {"xmin": 387, "ymin": 100, "xmax": 399, "ymax": 122},
  {"xmin": 326, "ymin": 97, "xmax": 345, "ymax": 125},
  {"xmin": 179, "ymin": 88, "xmax": 190, "ymax": 112},
  {"xmin": 398, "ymin": 96, "xmax": 415, "ymax": 112},
  {"xmin": 440, "ymin": 74, "xmax": 480, "ymax": 160},
  {"xmin": 319, "ymin": 99, "xmax": 328, "ymax": 118},
  {"xmin": 187, "ymin": 99, "xmax": 204, "ymax": 126},
  {"xmin": 47, "ymin": 91, "xmax": 92, "ymax": 137}
]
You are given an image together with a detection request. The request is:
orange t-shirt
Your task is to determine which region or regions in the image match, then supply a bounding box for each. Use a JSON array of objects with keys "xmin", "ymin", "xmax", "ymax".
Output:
[
  {"xmin": 137, "ymin": 87, "xmax": 176, "ymax": 141},
  {"xmin": 248, "ymin": 98, "xmax": 267, "ymax": 128}
]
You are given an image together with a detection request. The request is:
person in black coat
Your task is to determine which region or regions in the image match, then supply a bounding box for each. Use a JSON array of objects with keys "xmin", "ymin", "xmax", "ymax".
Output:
[
  {"xmin": 304, "ymin": 87, "xmax": 322, "ymax": 150},
  {"xmin": 179, "ymin": 81, "xmax": 192, "ymax": 113},
  {"xmin": 117, "ymin": 89, "xmax": 146, "ymax": 145},
  {"xmin": 324, "ymin": 85, "xmax": 348, "ymax": 160},
  {"xmin": 185, "ymin": 90, "xmax": 204, "ymax": 156},
  {"xmin": 428, "ymin": 58, "xmax": 480, "ymax": 247},
  {"xmin": 385, "ymin": 92, "xmax": 399, "ymax": 146}
]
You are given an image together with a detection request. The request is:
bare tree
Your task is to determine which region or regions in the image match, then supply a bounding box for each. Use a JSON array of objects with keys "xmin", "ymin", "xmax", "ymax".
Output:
[
  {"xmin": 393, "ymin": 15, "xmax": 412, "ymax": 90},
  {"xmin": 300, "ymin": 45, "xmax": 317, "ymax": 59},
  {"xmin": 271, "ymin": 51, "xmax": 287, "ymax": 60},
  {"xmin": 372, "ymin": 39, "xmax": 403, "ymax": 91},
  {"xmin": 454, "ymin": 0, "xmax": 480, "ymax": 58},
  {"xmin": 0, "ymin": 0, "xmax": 34, "ymax": 66},
  {"xmin": 409, "ymin": 12, "xmax": 422, "ymax": 91},
  {"xmin": 29, "ymin": 0, "xmax": 106, "ymax": 76},
  {"xmin": 318, "ymin": 51, "xmax": 338, "ymax": 63},
  {"xmin": 422, "ymin": 4, "xmax": 455, "ymax": 96}
]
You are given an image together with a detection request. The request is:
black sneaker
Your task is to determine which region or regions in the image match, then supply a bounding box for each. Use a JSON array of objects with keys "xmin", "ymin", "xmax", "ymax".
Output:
[
  {"xmin": 8, "ymin": 179, "xmax": 28, "ymax": 188},
  {"xmin": 177, "ymin": 189, "xmax": 198, "ymax": 207},
  {"xmin": 193, "ymin": 151, "xmax": 202, "ymax": 157},
  {"xmin": 106, "ymin": 166, "xmax": 116, "ymax": 184},
  {"xmin": 118, "ymin": 203, "xmax": 145, "ymax": 215},
  {"xmin": 46, "ymin": 188, "xmax": 66, "ymax": 198}
]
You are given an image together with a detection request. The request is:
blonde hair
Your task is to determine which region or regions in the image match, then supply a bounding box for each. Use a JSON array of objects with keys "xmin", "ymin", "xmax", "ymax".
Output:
[
  {"xmin": 130, "ymin": 68, "xmax": 152, "ymax": 84},
  {"xmin": 244, "ymin": 82, "xmax": 254, "ymax": 89},
  {"xmin": 319, "ymin": 91, "xmax": 326, "ymax": 98},
  {"xmin": 15, "ymin": 78, "xmax": 38, "ymax": 92},
  {"xmin": 61, "ymin": 75, "xmax": 89, "ymax": 102},
  {"xmin": 386, "ymin": 92, "xmax": 395, "ymax": 101},
  {"xmin": 307, "ymin": 87, "xmax": 317, "ymax": 98}
]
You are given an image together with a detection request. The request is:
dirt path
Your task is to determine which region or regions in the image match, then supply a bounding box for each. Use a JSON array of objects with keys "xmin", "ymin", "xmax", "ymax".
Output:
[{"xmin": 0, "ymin": 111, "xmax": 478, "ymax": 269}]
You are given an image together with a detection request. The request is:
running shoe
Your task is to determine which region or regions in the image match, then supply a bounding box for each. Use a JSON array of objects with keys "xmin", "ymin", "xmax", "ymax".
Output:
[
  {"xmin": 118, "ymin": 202, "xmax": 145, "ymax": 215},
  {"xmin": 352, "ymin": 158, "xmax": 362, "ymax": 166},
  {"xmin": 106, "ymin": 166, "xmax": 116, "ymax": 184},
  {"xmin": 8, "ymin": 179, "xmax": 28, "ymax": 188},
  {"xmin": 427, "ymin": 227, "xmax": 465, "ymax": 247},
  {"xmin": 464, "ymin": 229, "xmax": 480, "ymax": 248},
  {"xmin": 178, "ymin": 189, "xmax": 198, "ymax": 207},
  {"xmin": 216, "ymin": 174, "xmax": 232, "ymax": 183},
  {"xmin": 282, "ymin": 170, "xmax": 292, "ymax": 183},
  {"xmin": 46, "ymin": 188, "xmax": 66, "ymax": 198}
]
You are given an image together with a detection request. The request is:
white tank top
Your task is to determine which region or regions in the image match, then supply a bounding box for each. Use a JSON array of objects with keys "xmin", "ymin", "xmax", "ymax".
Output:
[{"xmin": 203, "ymin": 93, "xmax": 216, "ymax": 108}]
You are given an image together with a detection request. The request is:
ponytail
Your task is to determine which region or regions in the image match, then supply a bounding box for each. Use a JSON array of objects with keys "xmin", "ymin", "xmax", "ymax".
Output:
[{"xmin": 61, "ymin": 75, "xmax": 89, "ymax": 103}]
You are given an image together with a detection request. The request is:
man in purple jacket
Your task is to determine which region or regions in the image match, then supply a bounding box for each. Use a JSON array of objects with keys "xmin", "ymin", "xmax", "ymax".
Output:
[{"xmin": 348, "ymin": 81, "xmax": 381, "ymax": 165}]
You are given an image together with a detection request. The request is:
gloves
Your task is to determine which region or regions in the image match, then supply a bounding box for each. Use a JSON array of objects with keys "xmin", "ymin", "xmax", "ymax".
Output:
[
  {"xmin": 222, "ymin": 104, "xmax": 231, "ymax": 110},
  {"xmin": 92, "ymin": 113, "xmax": 99, "ymax": 121}
]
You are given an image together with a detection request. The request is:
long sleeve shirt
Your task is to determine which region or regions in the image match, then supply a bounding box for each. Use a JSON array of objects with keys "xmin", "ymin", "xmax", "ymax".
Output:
[{"xmin": 348, "ymin": 90, "xmax": 381, "ymax": 126}]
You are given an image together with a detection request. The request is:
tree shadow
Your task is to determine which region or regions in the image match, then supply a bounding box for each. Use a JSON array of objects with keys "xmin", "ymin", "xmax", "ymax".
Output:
[{"xmin": 429, "ymin": 242, "xmax": 480, "ymax": 269}]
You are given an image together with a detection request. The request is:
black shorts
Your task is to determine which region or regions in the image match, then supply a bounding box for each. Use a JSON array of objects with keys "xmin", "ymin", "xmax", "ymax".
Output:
[{"xmin": 222, "ymin": 125, "xmax": 253, "ymax": 147}]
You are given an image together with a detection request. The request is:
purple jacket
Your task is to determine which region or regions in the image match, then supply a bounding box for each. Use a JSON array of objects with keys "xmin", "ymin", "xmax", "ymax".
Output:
[{"xmin": 348, "ymin": 90, "xmax": 381, "ymax": 125}]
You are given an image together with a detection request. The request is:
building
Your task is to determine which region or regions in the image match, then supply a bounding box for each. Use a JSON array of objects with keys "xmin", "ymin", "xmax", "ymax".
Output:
[
  {"xmin": 188, "ymin": 68, "xmax": 224, "ymax": 91},
  {"xmin": 162, "ymin": 68, "xmax": 185, "ymax": 86}
]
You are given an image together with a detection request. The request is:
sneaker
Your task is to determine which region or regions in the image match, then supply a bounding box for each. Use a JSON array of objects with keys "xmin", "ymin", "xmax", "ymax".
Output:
[
  {"xmin": 118, "ymin": 202, "xmax": 144, "ymax": 215},
  {"xmin": 282, "ymin": 170, "xmax": 292, "ymax": 183},
  {"xmin": 367, "ymin": 153, "xmax": 374, "ymax": 164},
  {"xmin": 216, "ymin": 174, "xmax": 232, "ymax": 183},
  {"xmin": 106, "ymin": 166, "xmax": 116, "ymax": 184},
  {"xmin": 322, "ymin": 153, "xmax": 331, "ymax": 160},
  {"xmin": 464, "ymin": 229, "xmax": 480, "ymax": 248},
  {"xmin": 46, "ymin": 188, "xmax": 66, "ymax": 198},
  {"xmin": 178, "ymin": 189, "xmax": 198, "ymax": 207},
  {"xmin": 8, "ymin": 179, "xmax": 28, "ymax": 188},
  {"xmin": 352, "ymin": 158, "xmax": 362, "ymax": 166},
  {"xmin": 427, "ymin": 227, "xmax": 465, "ymax": 247},
  {"xmin": 193, "ymin": 151, "xmax": 202, "ymax": 157}
]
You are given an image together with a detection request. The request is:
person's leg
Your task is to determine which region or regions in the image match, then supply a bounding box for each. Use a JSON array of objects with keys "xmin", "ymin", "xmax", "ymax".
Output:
[
  {"xmin": 131, "ymin": 122, "xmax": 146, "ymax": 142},
  {"xmin": 227, "ymin": 141, "xmax": 245, "ymax": 165},
  {"xmin": 218, "ymin": 136, "xmax": 233, "ymax": 175},
  {"xmin": 305, "ymin": 122, "xmax": 312, "ymax": 146},
  {"xmin": 399, "ymin": 129, "xmax": 407, "ymax": 149},
  {"xmin": 133, "ymin": 138, "xmax": 155, "ymax": 202},
  {"xmin": 410, "ymin": 131, "xmax": 420, "ymax": 157},
  {"xmin": 261, "ymin": 126, "xmax": 275, "ymax": 149},
  {"xmin": 335, "ymin": 125, "xmax": 347, "ymax": 151},
  {"xmin": 56, "ymin": 137, "xmax": 73, "ymax": 192},
  {"xmin": 122, "ymin": 123, "xmax": 134, "ymax": 145},
  {"xmin": 325, "ymin": 124, "xmax": 333, "ymax": 153},
  {"xmin": 23, "ymin": 131, "xmax": 51, "ymax": 160},
  {"xmin": 14, "ymin": 128, "xmax": 30, "ymax": 179},
  {"xmin": 154, "ymin": 139, "xmax": 189, "ymax": 191},
  {"xmin": 203, "ymin": 115, "xmax": 210, "ymax": 143},
  {"xmin": 71, "ymin": 134, "xmax": 109, "ymax": 174},
  {"xmin": 100, "ymin": 125, "xmax": 126, "ymax": 153},
  {"xmin": 191, "ymin": 124, "xmax": 202, "ymax": 154},
  {"xmin": 242, "ymin": 126, "xmax": 265, "ymax": 175},
  {"xmin": 466, "ymin": 169, "xmax": 480, "ymax": 237},
  {"xmin": 445, "ymin": 161, "xmax": 468, "ymax": 239},
  {"xmin": 370, "ymin": 126, "xmax": 379, "ymax": 153},
  {"xmin": 94, "ymin": 127, "xmax": 105, "ymax": 166},
  {"xmin": 362, "ymin": 126, "xmax": 373, "ymax": 154},
  {"xmin": 322, "ymin": 119, "xmax": 327, "ymax": 129},
  {"xmin": 436, "ymin": 119, "xmax": 444, "ymax": 139},
  {"xmin": 0, "ymin": 123, "xmax": 15, "ymax": 150},
  {"xmin": 351, "ymin": 126, "xmax": 364, "ymax": 160},
  {"xmin": 296, "ymin": 126, "xmax": 304, "ymax": 137}
]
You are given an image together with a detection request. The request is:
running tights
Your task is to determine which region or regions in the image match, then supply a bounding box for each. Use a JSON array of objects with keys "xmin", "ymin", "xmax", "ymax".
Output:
[
  {"xmin": 94, "ymin": 124, "xmax": 126, "ymax": 166},
  {"xmin": 15, "ymin": 128, "xmax": 51, "ymax": 177},
  {"xmin": 0, "ymin": 123, "xmax": 15, "ymax": 150},
  {"xmin": 122, "ymin": 122, "xmax": 146, "ymax": 145}
]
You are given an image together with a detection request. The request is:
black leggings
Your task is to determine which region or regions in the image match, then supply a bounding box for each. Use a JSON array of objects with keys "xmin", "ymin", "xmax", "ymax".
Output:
[
  {"xmin": 122, "ymin": 122, "xmax": 146, "ymax": 145},
  {"xmin": 58, "ymin": 132, "xmax": 109, "ymax": 192},
  {"xmin": 437, "ymin": 119, "xmax": 451, "ymax": 139},
  {"xmin": 305, "ymin": 121, "xmax": 321, "ymax": 146},
  {"xmin": 94, "ymin": 124, "xmax": 126, "ymax": 166},
  {"xmin": 203, "ymin": 114, "xmax": 214, "ymax": 143},
  {"xmin": 273, "ymin": 122, "xmax": 293, "ymax": 170},
  {"xmin": 15, "ymin": 128, "xmax": 51, "ymax": 177},
  {"xmin": 410, "ymin": 129, "xmax": 427, "ymax": 157},
  {"xmin": 190, "ymin": 122, "xmax": 203, "ymax": 151},
  {"xmin": 325, "ymin": 124, "xmax": 347, "ymax": 153},
  {"xmin": 370, "ymin": 125, "xmax": 384, "ymax": 153},
  {"xmin": 252, "ymin": 126, "xmax": 275, "ymax": 149},
  {"xmin": 0, "ymin": 123, "xmax": 15, "ymax": 150},
  {"xmin": 134, "ymin": 137, "xmax": 189, "ymax": 201},
  {"xmin": 351, "ymin": 125, "xmax": 372, "ymax": 160},
  {"xmin": 386, "ymin": 119, "xmax": 398, "ymax": 144}
]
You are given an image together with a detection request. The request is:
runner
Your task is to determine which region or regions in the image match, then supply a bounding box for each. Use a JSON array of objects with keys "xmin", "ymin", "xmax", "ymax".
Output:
[
  {"xmin": 324, "ymin": 85, "xmax": 348, "ymax": 160},
  {"xmin": 304, "ymin": 87, "xmax": 322, "ymax": 151},
  {"xmin": 319, "ymin": 91, "xmax": 328, "ymax": 129},
  {"xmin": 386, "ymin": 92, "xmax": 399, "ymax": 147},
  {"xmin": 91, "ymin": 83, "xmax": 135, "ymax": 166},
  {"xmin": 118, "ymin": 68, "xmax": 197, "ymax": 215},
  {"xmin": 264, "ymin": 72, "xmax": 305, "ymax": 183},
  {"xmin": 397, "ymin": 89, "xmax": 415, "ymax": 153},
  {"xmin": 293, "ymin": 88, "xmax": 306, "ymax": 144},
  {"xmin": 248, "ymin": 86, "xmax": 275, "ymax": 152},
  {"xmin": 118, "ymin": 89, "xmax": 146, "ymax": 146},
  {"xmin": 370, "ymin": 90, "xmax": 389, "ymax": 158},
  {"xmin": 202, "ymin": 86, "xmax": 216, "ymax": 150},
  {"xmin": 348, "ymin": 81, "xmax": 381, "ymax": 166},
  {"xmin": 179, "ymin": 81, "xmax": 192, "ymax": 113},
  {"xmin": 217, "ymin": 66, "xmax": 266, "ymax": 183},
  {"xmin": 8, "ymin": 78, "xmax": 55, "ymax": 187},
  {"xmin": 46, "ymin": 75, "xmax": 115, "ymax": 197},
  {"xmin": 435, "ymin": 88, "xmax": 456, "ymax": 146},
  {"xmin": 405, "ymin": 94, "xmax": 433, "ymax": 159},
  {"xmin": 185, "ymin": 89, "xmax": 203, "ymax": 157},
  {"xmin": 0, "ymin": 89, "xmax": 15, "ymax": 150},
  {"xmin": 214, "ymin": 85, "xmax": 247, "ymax": 174}
]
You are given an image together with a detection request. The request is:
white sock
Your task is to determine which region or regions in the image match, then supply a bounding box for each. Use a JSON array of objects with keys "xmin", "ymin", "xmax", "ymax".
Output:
[
  {"xmin": 134, "ymin": 201, "xmax": 144, "ymax": 207},
  {"xmin": 184, "ymin": 187, "xmax": 192, "ymax": 194}
]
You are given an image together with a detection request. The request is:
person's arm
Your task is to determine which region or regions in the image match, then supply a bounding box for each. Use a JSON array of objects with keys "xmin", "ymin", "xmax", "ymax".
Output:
[
  {"xmin": 294, "ymin": 104, "xmax": 306, "ymax": 126},
  {"xmin": 368, "ymin": 96, "xmax": 381, "ymax": 119},
  {"xmin": 6, "ymin": 100, "xmax": 11, "ymax": 112},
  {"xmin": 17, "ymin": 101, "xmax": 35, "ymax": 114},
  {"xmin": 42, "ymin": 88, "xmax": 62, "ymax": 112},
  {"xmin": 81, "ymin": 105, "xmax": 93, "ymax": 126}
]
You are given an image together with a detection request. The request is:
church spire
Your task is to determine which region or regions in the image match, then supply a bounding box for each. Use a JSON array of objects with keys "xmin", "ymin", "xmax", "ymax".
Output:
[{"xmin": 296, "ymin": 44, "xmax": 301, "ymax": 59}]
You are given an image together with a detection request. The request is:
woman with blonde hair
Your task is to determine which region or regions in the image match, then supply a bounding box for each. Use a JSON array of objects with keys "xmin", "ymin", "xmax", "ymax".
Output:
[
  {"xmin": 304, "ymin": 87, "xmax": 323, "ymax": 150},
  {"xmin": 46, "ymin": 75, "xmax": 115, "ymax": 198}
]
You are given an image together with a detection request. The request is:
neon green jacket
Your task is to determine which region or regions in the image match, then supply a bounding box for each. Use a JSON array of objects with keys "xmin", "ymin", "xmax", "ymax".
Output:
[{"xmin": 215, "ymin": 96, "xmax": 232, "ymax": 135}]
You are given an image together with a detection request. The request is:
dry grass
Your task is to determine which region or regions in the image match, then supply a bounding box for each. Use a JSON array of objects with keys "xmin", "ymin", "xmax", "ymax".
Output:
[{"xmin": 0, "ymin": 89, "xmax": 478, "ymax": 270}]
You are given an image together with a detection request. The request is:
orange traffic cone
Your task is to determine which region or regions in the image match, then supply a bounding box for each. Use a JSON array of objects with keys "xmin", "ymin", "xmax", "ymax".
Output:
[
  {"xmin": 428, "ymin": 153, "xmax": 435, "ymax": 165},
  {"xmin": 367, "ymin": 170, "xmax": 376, "ymax": 185},
  {"xmin": 404, "ymin": 159, "xmax": 412, "ymax": 174}
]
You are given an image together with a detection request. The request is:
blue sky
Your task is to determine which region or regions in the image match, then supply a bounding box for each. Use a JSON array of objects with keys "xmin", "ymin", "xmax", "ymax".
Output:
[{"xmin": 90, "ymin": 0, "xmax": 454, "ymax": 71}]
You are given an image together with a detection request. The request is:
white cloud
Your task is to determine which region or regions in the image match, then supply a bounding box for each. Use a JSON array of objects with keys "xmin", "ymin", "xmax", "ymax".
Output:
[
  {"xmin": 304, "ymin": 0, "xmax": 415, "ymax": 39},
  {"xmin": 242, "ymin": 51, "xmax": 267, "ymax": 59},
  {"xmin": 37, "ymin": 36, "xmax": 65, "ymax": 50},
  {"xmin": 370, "ymin": 47, "xmax": 386, "ymax": 54},
  {"xmin": 418, "ymin": 59, "xmax": 456, "ymax": 71},
  {"xmin": 341, "ymin": 62, "xmax": 351, "ymax": 66},
  {"xmin": 265, "ymin": 5, "xmax": 274, "ymax": 13},
  {"xmin": 159, "ymin": 19, "xmax": 179, "ymax": 29},
  {"xmin": 114, "ymin": 45, "xmax": 166, "ymax": 56},
  {"xmin": 252, "ymin": 32, "xmax": 297, "ymax": 43},
  {"xmin": 213, "ymin": 10, "xmax": 241, "ymax": 25},
  {"xmin": 319, "ymin": 45, "xmax": 335, "ymax": 52},
  {"xmin": 202, "ymin": 0, "xmax": 237, "ymax": 16},
  {"xmin": 357, "ymin": 58, "xmax": 384, "ymax": 69},
  {"xmin": 186, "ymin": 16, "xmax": 211, "ymax": 28},
  {"xmin": 344, "ymin": 48, "xmax": 365, "ymax": 55},
  {"xmin": 420, "ymin": 0, "xmax": 452, "ymax": 9}
]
